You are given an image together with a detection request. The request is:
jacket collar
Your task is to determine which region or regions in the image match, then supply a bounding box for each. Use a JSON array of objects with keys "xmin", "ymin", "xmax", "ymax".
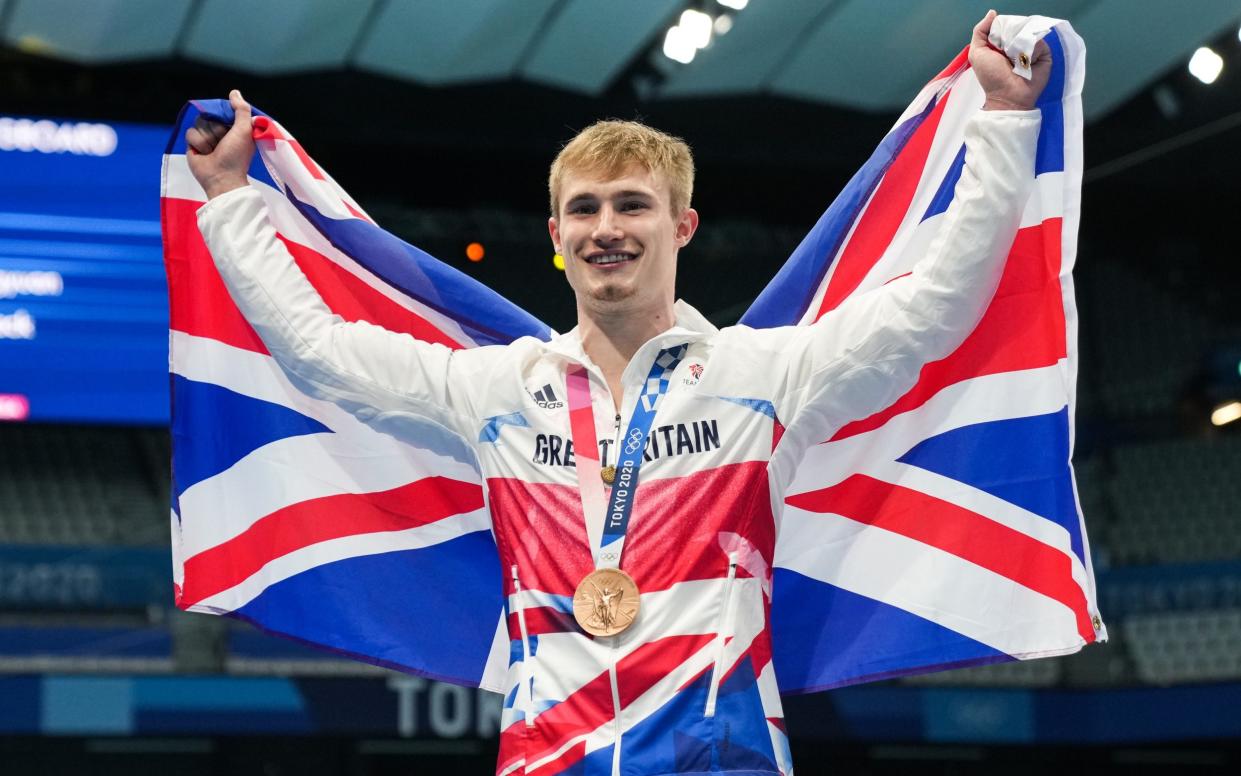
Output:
[{"xmin": 542, "ymin": 299, "xmax": 718, "ymax": 366}]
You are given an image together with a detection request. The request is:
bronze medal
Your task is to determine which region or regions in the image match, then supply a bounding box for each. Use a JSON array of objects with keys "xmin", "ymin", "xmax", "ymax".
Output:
[{"xmin": 573, "ymin": 568, "xmax": 640, "ymax": 637}]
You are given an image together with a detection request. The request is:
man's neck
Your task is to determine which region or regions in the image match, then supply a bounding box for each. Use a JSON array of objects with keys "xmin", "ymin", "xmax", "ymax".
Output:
[{"xmin": 577, "ymin": 299, "xmax": 676, "ymax": 410}]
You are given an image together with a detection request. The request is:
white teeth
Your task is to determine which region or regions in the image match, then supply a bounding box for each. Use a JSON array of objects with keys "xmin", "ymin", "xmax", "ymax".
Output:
[{"xmin": 586, "ymin": 253, "xmax": 635, "ymax": 265}]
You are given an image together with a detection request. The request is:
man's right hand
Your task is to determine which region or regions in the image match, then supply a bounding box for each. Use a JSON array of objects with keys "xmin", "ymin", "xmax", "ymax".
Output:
[{"xmin": 185, "ymin": 89, "xmax": 255, "ymax": 200}]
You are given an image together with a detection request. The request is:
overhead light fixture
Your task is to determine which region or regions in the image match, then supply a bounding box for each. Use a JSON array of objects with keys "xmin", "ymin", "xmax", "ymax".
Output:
[
  {"xmin": 663, "ymin": 8, "xmax": 717, "ymax": 65},
  {"xmin": 679, "ymin": 9, "xmax": 714, "ymax": 50},
  {"xmin": 1188, "ymin": 46, "xmax": 1223, "ymax": 84},
  {"xmin": 718, "ymin": 0, "xmax": 749, "ymax": 10},
  {"xmin": 714, "ymin": 15, "xmax": 734, "ymax": 36},
  {"xmin": 1211, "ymin": 400, "xmax": 1241, "ymax": 426},
  {"xmin": 663, "ymin": 24, "xmax": 697, "ymax": 64}
]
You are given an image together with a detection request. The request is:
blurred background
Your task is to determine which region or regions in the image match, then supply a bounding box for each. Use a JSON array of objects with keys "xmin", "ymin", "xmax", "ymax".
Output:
[{"xmin": 2, "ymin": 0, "xmax": 1241, "ymax": 773}]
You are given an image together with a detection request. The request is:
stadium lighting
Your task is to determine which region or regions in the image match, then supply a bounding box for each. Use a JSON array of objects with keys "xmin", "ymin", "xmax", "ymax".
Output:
[
  {"xmin": 1210, "ymin": 400, "xmax": 1241, "ymax": 426},
  {"xmin": 679, "ymin": 9, "xmax": 714, "ymax": 50},
  {"xmin": 714, "ymin": 15, "xmax": 734, "ymax": 36},
  {"xmin": 1188, "ymin": 46, "xmax": 1223, "ymax": 84},
  {"xmin": 663, "ymin": 25, "xmax": 697, "ymax": 64},
  {"xmin": 718, "ymin": 0, "xmax": 749, "ymax": 10}
]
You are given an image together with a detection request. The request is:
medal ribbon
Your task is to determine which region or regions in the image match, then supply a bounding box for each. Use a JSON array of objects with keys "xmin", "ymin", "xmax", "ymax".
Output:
[
  {"xmin": 566, "ymin": 365, "xmax": 608, "ymax": 560},
  {"xmin": 565, "ymin": 344, "xmax": 687, "ymax": 570}
]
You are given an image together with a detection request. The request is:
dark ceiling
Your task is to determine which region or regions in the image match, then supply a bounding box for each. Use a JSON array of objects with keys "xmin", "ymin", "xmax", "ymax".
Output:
[{"xmin": 2, "ymin": 14, "xmax": 1239, "ymax": 332}]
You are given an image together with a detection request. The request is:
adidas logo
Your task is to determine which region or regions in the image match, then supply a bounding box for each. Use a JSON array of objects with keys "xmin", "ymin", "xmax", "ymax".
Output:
[{"xmin": 529, "ymin": 383, "xmax": 564, "ymax": 410}]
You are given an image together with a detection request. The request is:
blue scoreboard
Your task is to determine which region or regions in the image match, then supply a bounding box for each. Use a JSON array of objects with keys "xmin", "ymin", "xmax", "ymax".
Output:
[{"xmin": 0, "ymin": 115, "xmax": 170, "ymax": 424}]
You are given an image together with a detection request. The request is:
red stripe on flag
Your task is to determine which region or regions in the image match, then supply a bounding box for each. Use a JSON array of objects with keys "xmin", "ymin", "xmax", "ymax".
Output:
[
  {"xmin": 930, "ymin": 46, "xmax": 970, "ymax": 83},
  {"xmin": 253, "ymin": 117, "xmax": 324, "ymax": 180},
  {"xmin": 179, "ymin": 476, "xmax": 484, "ymax": 607},
  {"xmin": 786, "ymin": 473, "xmax": 1095, "ymax": 642},
  {"xmin": 815, "ymin": 92, "xmax": 952, "ymax": 318},
  {"xmin": 281, "ymin": 236, "xmax": 466, "ymax": 349},
  {"xmin": 830, "ymin": 219, "xmax": 1067, "ymax": 441},
  {"xmin": 342, "ymin": 200, "xmax": 374, "ymax": 223},
  {"xmin": 162, "ymin": 197, "xmax": 268, "ymax": 354}
]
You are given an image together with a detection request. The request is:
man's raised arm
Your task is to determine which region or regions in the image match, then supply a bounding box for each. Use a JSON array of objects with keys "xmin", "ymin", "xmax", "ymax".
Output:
[
  {"xmin": 187, "ymin": 90, "xmax": 483, "ymax": 439},
  {"xmin": 715, "ymin": 12, "xmax": 1052, "ymax": 459}
]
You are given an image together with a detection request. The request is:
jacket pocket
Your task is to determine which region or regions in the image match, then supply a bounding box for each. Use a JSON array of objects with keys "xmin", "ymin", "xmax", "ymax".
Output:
[{"xmin": 704, "ymin": 552, "xmax": 739, "ymax": 718}]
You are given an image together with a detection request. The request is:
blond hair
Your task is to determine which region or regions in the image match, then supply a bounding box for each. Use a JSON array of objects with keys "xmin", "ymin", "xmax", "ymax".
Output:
[{"xmin": 548, "ymin": 120, "xmax": 694, "ymax": 217}]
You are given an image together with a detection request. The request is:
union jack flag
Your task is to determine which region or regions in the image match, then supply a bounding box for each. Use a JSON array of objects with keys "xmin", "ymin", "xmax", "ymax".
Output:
[{"xmin": 161, "ymin": 14, "xmax": 1098, "ymax": 703}]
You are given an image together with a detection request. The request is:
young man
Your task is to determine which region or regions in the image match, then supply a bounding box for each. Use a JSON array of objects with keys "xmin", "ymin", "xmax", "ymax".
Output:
[{"xmin": 188, "ymin": 11, "xmax": 1049, "ymax": 775}]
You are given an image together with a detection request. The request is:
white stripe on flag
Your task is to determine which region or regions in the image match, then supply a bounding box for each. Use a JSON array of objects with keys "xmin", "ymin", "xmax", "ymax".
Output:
[
  {"xmin": 171, "ymin": 330, "xmax": 366, "ymax": 432},
  {"xmin": 777, "ymin": 504, "xmax": 1084, "ymax": 657},
  {"xmin": 188, "ymin": 507, "xmax": 493, "ymax": 613},
  {"xmin": 164, "ymin": 154, "xmax": 478, "ymax": 348},
  {"xmin": 178, "ymin": 429, "xmax": 480, "ymax": 558},
  {"xmin": 780, "ymin": 362, "xmax": 1070, "ymax": 498}
]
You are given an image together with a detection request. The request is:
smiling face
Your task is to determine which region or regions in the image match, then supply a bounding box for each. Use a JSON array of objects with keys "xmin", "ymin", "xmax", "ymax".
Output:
[{"xmin": 548, "ymin": 163, "xmax": 698, "ymax": 317}]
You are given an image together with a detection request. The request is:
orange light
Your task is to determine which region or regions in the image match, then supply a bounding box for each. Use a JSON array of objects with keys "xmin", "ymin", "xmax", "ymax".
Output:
[{"xmin": 466, "ymin": 242, "xmax": 485, "ymax": 262}]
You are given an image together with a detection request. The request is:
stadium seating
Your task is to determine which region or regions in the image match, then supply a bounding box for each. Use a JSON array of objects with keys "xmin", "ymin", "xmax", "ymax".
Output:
[
  {"xmin": 1080, "ymin": 261, "xmax": 1215, "ymax": 418},
  {"xmin": 1104, "ymin": 435, "xmax": 1241, "ymax": 565},
  {"xmin": 1124, "ymin": 609, "xmax": 1241, "ymax": 684},
  {"xmin": 0, "ymin": 424, "xmax": 166, "ymax": 546}
]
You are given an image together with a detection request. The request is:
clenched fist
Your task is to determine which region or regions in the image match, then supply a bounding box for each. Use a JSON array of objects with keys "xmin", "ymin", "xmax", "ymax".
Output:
[
  {"xmin": 969, "ymin": 11, "xmax": 1051, "ymax": 111},
  {"xmin": 185, "ymin": 89, "xmax": 255, "ymax": 200}
]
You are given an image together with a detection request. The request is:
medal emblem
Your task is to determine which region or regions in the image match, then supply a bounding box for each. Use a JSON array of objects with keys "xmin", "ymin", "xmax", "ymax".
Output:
[
  {"xmin": 600, "ymin": 465, "xmax": 616, "ymax": 485},
  {"xmin": 573, "ymin": 568, "xmax": 640, "ymax": 637}
]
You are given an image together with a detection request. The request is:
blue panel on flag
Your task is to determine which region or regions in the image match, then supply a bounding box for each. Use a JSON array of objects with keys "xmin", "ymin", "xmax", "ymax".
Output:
[
  {"xmin": 285, "ymin": 190, "xmax": 550, "ymax": 346},
  {"xmin": 1034, "ymin": 29, "xmax": 1066, "ymax": 176},
  {"xmin": 771, "ymin": 568, "xmax": 1007, "ymax": 693},
  {"xmin": 171, "ymin": 375, "xmax": 331, "ymax": 498},
  {"xmin": 921, "ymin": 144, "xmax": 966, "ymax": 222},
  {"xmin": 232, "ymin": 529, "xmax": 503, "ymax": 687},
  {"xmin": 895, "ymin": 407, "xmax": 1084, "ymax": 565},
  {"xmin": 740, "ymin": 99, "xmax": 939, "ymax": 329}
]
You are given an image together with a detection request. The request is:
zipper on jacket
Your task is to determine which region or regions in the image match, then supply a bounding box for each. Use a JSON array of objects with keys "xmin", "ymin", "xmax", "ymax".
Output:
[
  {"xmin": 511, "ymin": 564, "xmax": 535, "ymax": 729},
  {"xmin": 704, "ymin": 552, "xmax": 739, "ymax": 718},
  {"xmin": 610, "ymin": 412, "xmax": 622, "ymax": 467}
]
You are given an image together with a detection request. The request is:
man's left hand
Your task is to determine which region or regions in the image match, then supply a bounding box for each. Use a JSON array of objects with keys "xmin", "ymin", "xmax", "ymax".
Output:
[{"xmin": 969, "ymin": 10, "xmax": 1051, "ymax": 111}]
